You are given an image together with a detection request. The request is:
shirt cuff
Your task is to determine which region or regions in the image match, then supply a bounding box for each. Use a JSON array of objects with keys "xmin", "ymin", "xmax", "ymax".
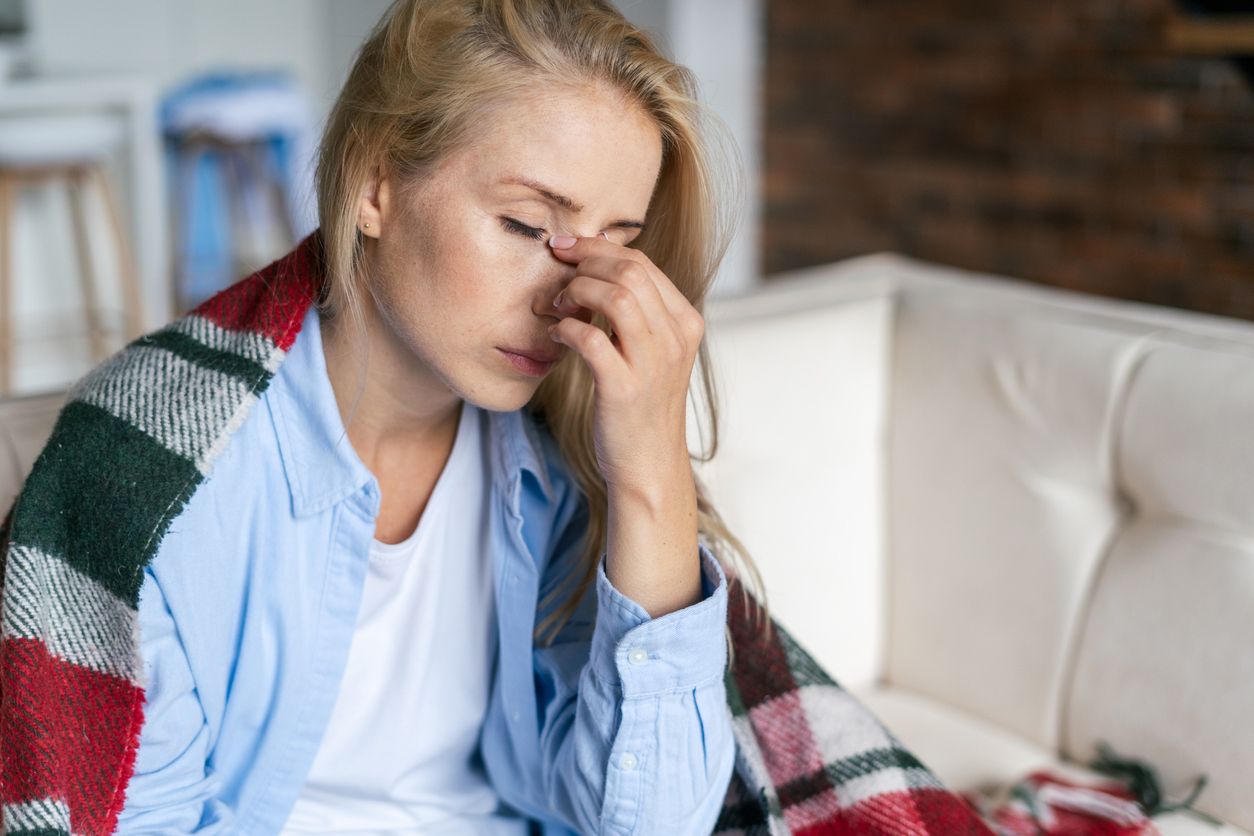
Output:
[{"xmin": 589, "ymin": 540, "xmax": 729, "ymax": 698}]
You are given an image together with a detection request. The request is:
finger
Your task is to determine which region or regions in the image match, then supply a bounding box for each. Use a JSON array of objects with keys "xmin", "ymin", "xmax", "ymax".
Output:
[
  {"xmin": 548, "ymin": 235, "xmax": 694, "ymax": 324},
  {"xmin": 548, "ymin": 316, "xmax": 628, "ymax": 389},
  {"xmin": 554, "ymin": 274, "xmax": 657, "ymax": 366},
  {"xmin": 558, "ymin": 255, "xmax": 672, "ymax": 334}
]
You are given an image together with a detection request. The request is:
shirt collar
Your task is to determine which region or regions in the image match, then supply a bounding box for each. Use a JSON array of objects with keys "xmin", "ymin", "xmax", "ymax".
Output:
[{"xmin": 268, "ymin": 303, "xmax": 555, "ymax": 518}]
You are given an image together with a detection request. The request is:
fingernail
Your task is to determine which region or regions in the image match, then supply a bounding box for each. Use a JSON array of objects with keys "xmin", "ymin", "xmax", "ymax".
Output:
[
  {"xmin": 553, "ymin": 291, "xmax": 565, "ymax": 308},
  {"xmin": 599, "ymin": 232, "xmax": 609, "ymax": 240},
  {"xmin": 548, "ymin": 235, "xmax": 577, "ymax": 249}
]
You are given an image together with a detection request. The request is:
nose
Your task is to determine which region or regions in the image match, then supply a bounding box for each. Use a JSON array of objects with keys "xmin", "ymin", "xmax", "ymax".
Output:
[
  {"xmin": 534, "ymin": 276, "xmax": 593, "ymax": 325},
  {"xmin": 534, "ymin": 294, "xmax": 561, "ymax": 323},
  {"xmin": 535, "ymin": 257, "xmax": 575, "ymax": 319}
]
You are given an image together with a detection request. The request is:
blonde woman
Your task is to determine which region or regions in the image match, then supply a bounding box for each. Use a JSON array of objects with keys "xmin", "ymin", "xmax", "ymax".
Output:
[
  {"xmin": 0, "ymin": 0, "xmax": 1001, "ymax": 831},
  {"xmin": 110, "ymin": 0, "xmax": 767, "ymax": 833}
]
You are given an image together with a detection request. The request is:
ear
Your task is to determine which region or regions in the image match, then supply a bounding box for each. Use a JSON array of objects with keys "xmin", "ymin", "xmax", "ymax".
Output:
[{"xmin": 357, "ymin": 164, "xmax": 390, "ymax": 239}]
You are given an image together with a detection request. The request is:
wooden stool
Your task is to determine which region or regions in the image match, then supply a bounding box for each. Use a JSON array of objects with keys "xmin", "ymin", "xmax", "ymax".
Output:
[{"xmin": 0, "ymin": 114, "xmax": 144, "ymax": 397}]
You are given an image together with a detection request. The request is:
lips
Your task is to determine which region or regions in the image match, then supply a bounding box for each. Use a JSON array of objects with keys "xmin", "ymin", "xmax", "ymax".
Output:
[{"xmin": 501, "ymin": 345, "xmax": 563, "ymax": 364}]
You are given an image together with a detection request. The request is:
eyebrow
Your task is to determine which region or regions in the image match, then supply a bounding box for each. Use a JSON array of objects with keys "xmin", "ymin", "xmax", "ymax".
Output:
[{"xmin": 499, "ymin": 175, "xmax": 647, "ymax": 231}]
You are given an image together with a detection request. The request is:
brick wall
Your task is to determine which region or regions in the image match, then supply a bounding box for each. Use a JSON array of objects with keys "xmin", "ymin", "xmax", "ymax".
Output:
[{"xmin": 763, "ymin": 0, "xmax": 1254, "ymax": 320}]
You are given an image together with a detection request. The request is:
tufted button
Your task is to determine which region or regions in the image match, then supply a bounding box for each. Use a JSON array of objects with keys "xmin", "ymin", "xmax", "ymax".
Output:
[
  {"xmin": 619, "ymin": 752, "xmax": 638, "ymax": 770},
  {"xmin": 627, "ymin": 648, "xmax": 648, "ymax": 665}
]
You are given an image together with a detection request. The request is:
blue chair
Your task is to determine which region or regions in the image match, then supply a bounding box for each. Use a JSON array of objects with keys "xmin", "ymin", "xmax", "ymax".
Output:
[{"xmin": 162, "ymin": 69, "xmax": 317, "ymax": 313}]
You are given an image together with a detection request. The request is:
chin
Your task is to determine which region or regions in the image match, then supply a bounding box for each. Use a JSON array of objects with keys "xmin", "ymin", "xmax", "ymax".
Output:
[{"xmin": 459, "ymin": 378, "xmax": 540, "ymax": 414}]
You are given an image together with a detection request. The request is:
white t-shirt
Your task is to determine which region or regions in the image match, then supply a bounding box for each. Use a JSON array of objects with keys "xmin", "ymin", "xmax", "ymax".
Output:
[{"xmin": 280, "ymin": 401, "xmax": 530, "ymax": 835}]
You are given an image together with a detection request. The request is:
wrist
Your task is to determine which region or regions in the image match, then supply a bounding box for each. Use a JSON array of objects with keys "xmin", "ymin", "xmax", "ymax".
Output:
[
  {"xmin": 607, "ymin": 456, "xmax": 696, "ymax": 514},
  {"xmin": 604, "ymin": 458, "xmax": 702, "ymax": 618}
]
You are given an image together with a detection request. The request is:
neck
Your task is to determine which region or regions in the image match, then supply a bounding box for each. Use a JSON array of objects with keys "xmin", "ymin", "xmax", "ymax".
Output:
[{"xmin": 318, "ymin": 298, "xmax": 463, "ymax": 475}]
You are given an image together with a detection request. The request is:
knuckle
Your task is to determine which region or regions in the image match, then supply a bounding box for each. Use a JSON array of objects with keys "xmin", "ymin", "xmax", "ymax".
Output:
[
  {"xmin": 607, "ymin": 289, "xmax": 636, "ymax": 317},
  {"xmin": 686, "ymin": 311, "xmax": 705, "ymax": 339},
  {"xmin": 667, "ymin": 332, "xmax": 686, "ymax": 360},
  {"xmin": 625, "ymin": 249, "xmax": 653, "ymax": 269},
  {"xmin": 616, "ymin": 261, "xmax": 649, "ymax": 287},
  {"xmin": 574, "ymin": 323, "xmax": 597, "ymax": 345},
  {"xmin": 589, "ymin": 329, "xmax": 613, "ymax": 355}
]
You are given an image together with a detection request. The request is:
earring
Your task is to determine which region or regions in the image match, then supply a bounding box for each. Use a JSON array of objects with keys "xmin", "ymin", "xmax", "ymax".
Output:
[{"xmin": 363, "ymin": 223, "xmax": 371, "ymax": 229}]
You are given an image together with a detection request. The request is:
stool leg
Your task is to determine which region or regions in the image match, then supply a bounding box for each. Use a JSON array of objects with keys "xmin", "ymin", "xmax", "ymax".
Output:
[
  {"xmin": 243, "ymin": 140, "xmax": 296, "ymax": 250},
  {"xmin": 90, "ymin": 164, "xmax": 144, "ymax": 341},
  {"xmin": 263, "ymin": 143, "xmax": 297, "ymax": 248},
  {"xmin": 0, "ymin": 173, "xmax": 15, "ymax": 397},
  {"xmin": 222, "ymin": 146, "xmax": 253, "ymax": 277},
  {"xmin": 170, "ymin": 138, "xmax": 202, "ymax": 316},
  {"xmin": 67, "ymin": 167, "xmax": 106, "ymax": 364}
]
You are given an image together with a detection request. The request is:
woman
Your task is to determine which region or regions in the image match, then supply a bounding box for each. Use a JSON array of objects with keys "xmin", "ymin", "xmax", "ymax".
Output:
[
  {"xmin": 0, "ymin": 2, "xmax": 996, "ymax": 834},
  {"xmin": 113, "ymin": 0, "xmax": 767, "ymax": 832}
]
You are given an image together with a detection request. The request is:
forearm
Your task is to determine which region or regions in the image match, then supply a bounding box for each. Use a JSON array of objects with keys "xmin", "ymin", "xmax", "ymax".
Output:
[{"xmin": 605, "ymin": 454, "xmax": 702, "ymax": 619}]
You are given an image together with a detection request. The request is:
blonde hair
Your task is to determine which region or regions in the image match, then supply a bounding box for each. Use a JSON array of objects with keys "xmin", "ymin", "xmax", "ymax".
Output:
[{"xmin": 314, "ymin": 0, "xmax": 772, "ymax": 662}]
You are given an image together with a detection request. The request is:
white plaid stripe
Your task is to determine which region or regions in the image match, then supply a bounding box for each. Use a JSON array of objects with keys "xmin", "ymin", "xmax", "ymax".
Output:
[
  {"xmin": 3, "ymin": 796, "xmax": 73, "ymax": 832},
  {"xmin": 799, "ymin": 684, "xmax": 899, "ymax": 764},
  {"xmin": 834, "ymin": 766, "xmax": 943, "ymax": 808},
  {"xmin": 1, "ymin": 544, "xmax": 141, "ymax": 683},
  {"xmin": 70, "ymin": 344, "xmax": 255, "ymax": 475},
  {"xmin": 169, "ymin": 313, "xmax": 284, "ymax": 373}
]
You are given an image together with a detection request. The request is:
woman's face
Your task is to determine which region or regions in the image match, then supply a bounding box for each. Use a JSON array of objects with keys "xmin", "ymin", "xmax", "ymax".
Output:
[{"xmin": 356, "ymin": 83, "xmax": 665, "ymax": 415}]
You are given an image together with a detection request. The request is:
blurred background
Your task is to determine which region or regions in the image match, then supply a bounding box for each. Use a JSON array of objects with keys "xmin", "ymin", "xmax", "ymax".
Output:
[{"xmin": 0, "ymin": 0, "xmax": 1250, "ymax": 396}]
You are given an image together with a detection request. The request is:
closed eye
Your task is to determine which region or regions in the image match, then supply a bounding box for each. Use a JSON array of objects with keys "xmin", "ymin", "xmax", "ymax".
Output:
[{"xmin": 500, "ymin": 217, "xmax": 546, "ymax": 241}]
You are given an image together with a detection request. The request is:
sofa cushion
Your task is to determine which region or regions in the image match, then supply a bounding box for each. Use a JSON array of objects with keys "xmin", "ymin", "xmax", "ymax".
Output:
[
  {"xmin": 854, "ymin": 684, "xmax": 1249, "ymax": 836},
  {"xmin": 886, "ymin": 286, "xmax": 1147, "ymax": 749},
  {"xmin": 1064, "ymin": 337, "xmax": 1254, "ymax": 833}
]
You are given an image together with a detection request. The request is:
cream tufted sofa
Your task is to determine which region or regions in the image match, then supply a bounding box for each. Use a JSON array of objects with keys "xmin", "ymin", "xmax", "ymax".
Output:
[
  {"xmin": 686, "ymin": 253, "xmax": 1254, "ymax": 835},
  {"xmin": 3, "ymin": 253, "xmax": 1252, "ymax": 834}
]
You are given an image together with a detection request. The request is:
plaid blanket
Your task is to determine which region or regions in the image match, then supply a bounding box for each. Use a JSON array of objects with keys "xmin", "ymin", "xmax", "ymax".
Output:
[{"xmin": 0, "ymin": 230, "xmax": 992, "ymax": 835}]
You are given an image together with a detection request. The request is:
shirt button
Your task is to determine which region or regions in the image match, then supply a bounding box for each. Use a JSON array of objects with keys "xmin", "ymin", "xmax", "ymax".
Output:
[
  {"xmin": 627, "ymin": 648, "xmax": 648, "ymax": 665},
  {"xmin": 511, "ymin": 711, "xmax": 520, "ymax": 722},
  {"xmin": 620, "ymin": 752, "xmax": 638, "ymax": 770}
]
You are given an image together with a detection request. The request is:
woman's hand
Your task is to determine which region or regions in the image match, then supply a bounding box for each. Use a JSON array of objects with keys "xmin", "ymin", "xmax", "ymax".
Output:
[
  {"xmin": 546, "ymin": 233, "xmax": 705, "ymax": 617},
  {"xmin": 546, "ymin": 233, "xmax": 704, "ymax": 501}
]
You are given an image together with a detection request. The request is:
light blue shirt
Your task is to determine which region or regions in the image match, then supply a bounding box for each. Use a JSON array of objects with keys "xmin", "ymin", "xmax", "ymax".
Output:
[{"xmin": 116, "ymin": 303, "xmax": 736, "ymax": 835}]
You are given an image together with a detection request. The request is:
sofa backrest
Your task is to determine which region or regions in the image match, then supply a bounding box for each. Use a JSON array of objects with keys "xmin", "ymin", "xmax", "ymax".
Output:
[
  {"xmin": 688, "ymin": 263, "xmax": 897, "ymax": 692},
  {"xmin": 695, "ymin": 253, "xmax": 1254, "ymax": 831}
]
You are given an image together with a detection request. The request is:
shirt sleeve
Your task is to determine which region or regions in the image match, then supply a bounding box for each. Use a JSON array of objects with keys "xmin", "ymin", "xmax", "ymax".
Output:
[
  {"xmin": 528, "ymin": 494, "xmax": 736, "ymax": 835},
  {"xmin": 115, "ymin": 565, "xmax": 237, "ymax": 834}
]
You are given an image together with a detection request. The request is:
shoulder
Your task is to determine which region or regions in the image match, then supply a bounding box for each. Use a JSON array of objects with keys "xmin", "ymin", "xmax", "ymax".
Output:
[{"xmin": 8, "ymin": 242, "xmax": 315, "ymax": 605}]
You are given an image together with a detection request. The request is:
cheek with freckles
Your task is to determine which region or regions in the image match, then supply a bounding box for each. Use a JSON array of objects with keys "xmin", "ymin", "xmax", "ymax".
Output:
[{"xmin": 454, "ymin": 234, "xmax": 537, "ymax": 317}]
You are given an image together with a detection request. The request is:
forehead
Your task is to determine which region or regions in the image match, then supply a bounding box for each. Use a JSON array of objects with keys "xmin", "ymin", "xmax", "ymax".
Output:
[{"xmin": 457, "ymin": 86, "xmax": 664, "ymax": 217}]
